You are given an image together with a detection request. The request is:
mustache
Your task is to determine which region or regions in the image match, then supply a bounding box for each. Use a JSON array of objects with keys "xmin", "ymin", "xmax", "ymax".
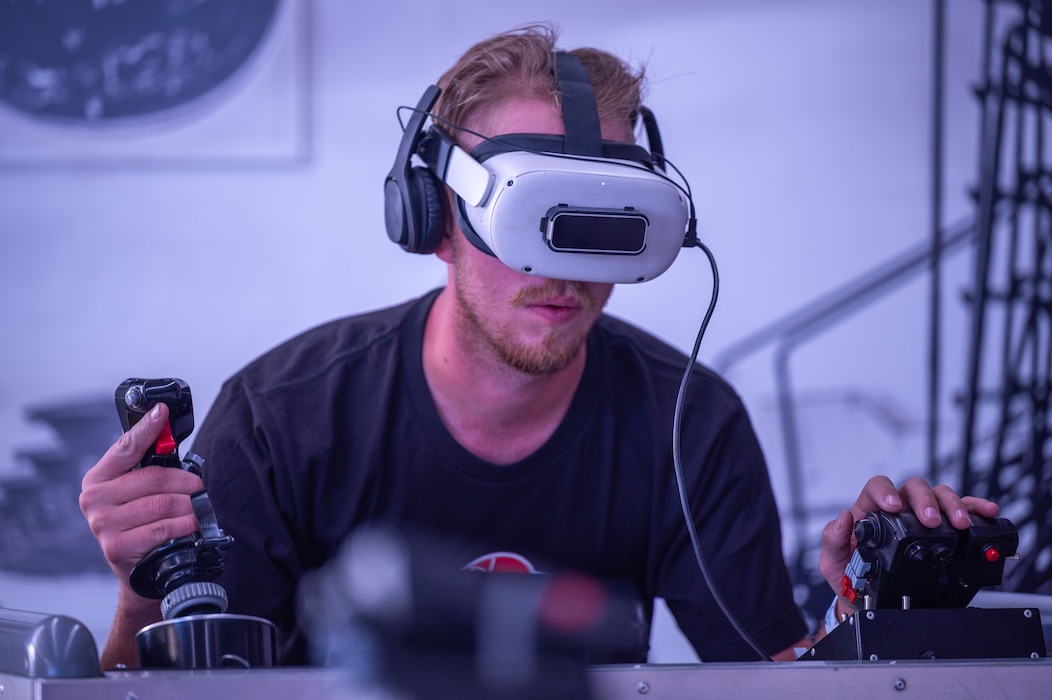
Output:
[{"xmin": 510, "ymin": 280, "xmax": 597, "ymax": 310}]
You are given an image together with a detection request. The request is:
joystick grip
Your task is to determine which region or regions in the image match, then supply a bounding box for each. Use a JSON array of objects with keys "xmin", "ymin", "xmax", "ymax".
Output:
[{"xmin": 115, "ymin": 378, "xmax": 195, "ymax": 470}]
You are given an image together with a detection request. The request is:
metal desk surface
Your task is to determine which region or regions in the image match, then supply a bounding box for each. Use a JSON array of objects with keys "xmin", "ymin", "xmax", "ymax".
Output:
[{"xmin": 2, "ymin": 659, "xmax": 1050, "ymax": 700}]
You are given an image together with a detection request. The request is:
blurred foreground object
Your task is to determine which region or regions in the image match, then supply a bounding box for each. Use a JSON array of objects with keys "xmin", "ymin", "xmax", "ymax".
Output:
[{"xmin": 299, "ymin": 524, "xmax": 647, "ymax": 700}]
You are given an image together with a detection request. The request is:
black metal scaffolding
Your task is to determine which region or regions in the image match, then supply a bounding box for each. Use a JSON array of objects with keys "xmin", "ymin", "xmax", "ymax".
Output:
[{"xmin": 958, "ymin": 0, "xmax": 1052, "ymax": 595}]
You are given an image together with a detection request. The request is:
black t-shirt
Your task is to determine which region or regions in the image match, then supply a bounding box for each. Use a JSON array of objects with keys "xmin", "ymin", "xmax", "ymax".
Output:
[{"xmin": 194, "ymin": 289, "xmax": 807, "ymax": 664}]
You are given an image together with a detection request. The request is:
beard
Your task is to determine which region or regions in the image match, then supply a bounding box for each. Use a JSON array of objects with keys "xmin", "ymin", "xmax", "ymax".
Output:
[
  {"xmin": 448, "ymin": 236, "xmax": 611, "ymax": 375},
  {"xmin": 455, "ymin": 278, "xmax": 603, "ymax": 375},
  {"xmin": 447, "ymin": 225, "xmax": 612, "ymax": 375}
]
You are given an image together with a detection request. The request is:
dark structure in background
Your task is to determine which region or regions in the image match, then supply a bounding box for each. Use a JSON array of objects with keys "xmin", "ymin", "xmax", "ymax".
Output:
[
  {"xmin": 958, "ymin": 0, "xmax": 1052, "ymax": 595},
  {"xmin": 0, "ymin": 0, "xmax": 279, "ymax": 125},
  {"xmin": 0, "ymin": 397, "xmax": 113, "ymax": 575}
]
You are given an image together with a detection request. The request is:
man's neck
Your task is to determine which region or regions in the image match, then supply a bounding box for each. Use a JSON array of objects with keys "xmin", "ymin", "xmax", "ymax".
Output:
[{"xmin": 422, "ymin": 288, "xmax": 587, "ymax": 465}]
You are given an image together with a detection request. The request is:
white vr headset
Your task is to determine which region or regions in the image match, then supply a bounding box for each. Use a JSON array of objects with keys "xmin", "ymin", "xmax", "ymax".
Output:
[
  {"xmin": 427, "ymin": 129, "xmax": 691, "ymax": 284},
  {"xmin": 384, "ymin": 53, "xmax": 694, "ymax": 284}
]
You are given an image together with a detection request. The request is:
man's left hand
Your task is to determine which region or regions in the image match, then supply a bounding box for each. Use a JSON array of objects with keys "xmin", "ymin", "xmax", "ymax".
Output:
[{"xmin": 818, "ymin": 475, "xmax": 1001, "ymax": 597}]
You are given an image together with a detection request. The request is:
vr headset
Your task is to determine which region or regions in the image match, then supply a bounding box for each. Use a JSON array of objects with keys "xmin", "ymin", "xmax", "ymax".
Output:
[{"xmin": 384, "ymin": 52, "xmax": 693, "ymax": 284}]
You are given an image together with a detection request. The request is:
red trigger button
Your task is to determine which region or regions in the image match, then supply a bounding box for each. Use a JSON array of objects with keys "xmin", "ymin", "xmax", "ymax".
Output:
[
  {"xmin": 840, "ymin": 574, "xmax": 858, "ymax": 604},
  {"xmin": 155, "ymin": 423, "xmax": 177, "ymax": 455}
]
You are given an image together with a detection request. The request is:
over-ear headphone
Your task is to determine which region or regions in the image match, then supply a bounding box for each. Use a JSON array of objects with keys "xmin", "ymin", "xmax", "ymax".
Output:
[
  {"xmin": 383, "ymin": 85, "xmax": 447, "ymax": 254},
  {"xmin": 383, "ymin": 52, "xmax": 673, "ymax": 258}
]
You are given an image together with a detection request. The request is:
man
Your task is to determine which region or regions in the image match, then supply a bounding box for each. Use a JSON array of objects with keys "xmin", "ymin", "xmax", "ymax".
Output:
[{"xmin": 80, "ymin": 25, "xmax": 998, "ymax": 668}]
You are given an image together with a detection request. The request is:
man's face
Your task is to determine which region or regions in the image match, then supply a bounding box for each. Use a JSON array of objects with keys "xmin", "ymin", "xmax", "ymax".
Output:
[{"xmin": 440, "ymin": 97, "xmax": 633, "ymax": 376}]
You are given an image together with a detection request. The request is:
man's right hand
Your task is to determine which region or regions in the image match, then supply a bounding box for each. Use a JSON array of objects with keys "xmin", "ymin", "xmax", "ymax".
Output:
[{"xmin": 79, "ymin": 401, "xmax": 204, "ymax": 605}]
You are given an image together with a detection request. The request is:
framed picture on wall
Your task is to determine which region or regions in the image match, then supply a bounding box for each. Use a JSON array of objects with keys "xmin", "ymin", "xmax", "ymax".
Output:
[{"xmin": 0, "ymin": 0, "xmax": 311, "ymax": 169}]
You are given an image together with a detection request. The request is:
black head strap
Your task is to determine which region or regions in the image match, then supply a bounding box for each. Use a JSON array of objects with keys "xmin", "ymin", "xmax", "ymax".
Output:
[
  {"xmin": 554, "ymin": 51, "xmax": 603, "ymax": 157},
  {"xmin": 465, "ymin": 132, "xmax": 655, "ymax": 167}
]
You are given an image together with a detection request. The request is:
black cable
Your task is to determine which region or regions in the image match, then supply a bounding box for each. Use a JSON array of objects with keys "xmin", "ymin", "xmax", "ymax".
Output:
[{"xmin": 672, "ymin": 239, "xmax": 775, "ymax": 663}]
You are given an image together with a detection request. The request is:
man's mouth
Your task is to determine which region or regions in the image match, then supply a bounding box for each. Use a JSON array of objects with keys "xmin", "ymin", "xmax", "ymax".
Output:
[{"xmin": 512, "ymin": 283, "xmax": 593, "ymax": 312}]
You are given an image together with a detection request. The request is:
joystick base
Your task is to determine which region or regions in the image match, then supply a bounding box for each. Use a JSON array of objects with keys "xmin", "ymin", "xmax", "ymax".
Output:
[{"xmin": 136, "ymin": 613, "xmax": 278, "ymax": 669}]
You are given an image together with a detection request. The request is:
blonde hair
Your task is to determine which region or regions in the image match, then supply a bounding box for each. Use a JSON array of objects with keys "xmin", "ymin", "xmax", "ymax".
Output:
[{"xmin": 434, "ymin": 23, "xmax": 645, "ymax": 140}]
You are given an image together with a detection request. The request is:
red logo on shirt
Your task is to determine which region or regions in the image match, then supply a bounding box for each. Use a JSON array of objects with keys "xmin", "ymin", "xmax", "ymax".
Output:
[{"xmin": 463, "ymin": 552, "xmax": 539, "ymax": 574}]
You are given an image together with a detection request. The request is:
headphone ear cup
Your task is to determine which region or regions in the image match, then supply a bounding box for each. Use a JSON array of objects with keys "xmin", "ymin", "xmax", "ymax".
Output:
[
  {"xmin": 404, "ymin": 166, "xmax": 447, "ymax": 254},
  {"xmin": 384, "ymin": 165, "xmax": 447, "ymax": 254}
]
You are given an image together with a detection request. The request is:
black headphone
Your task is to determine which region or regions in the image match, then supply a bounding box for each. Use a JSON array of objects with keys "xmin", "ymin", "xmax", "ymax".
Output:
[
  {"xmin": 383, "ymin": 84, "xmax": 446, "ymax": 255},
  {"xmin": 383, "ymin": 52, "xmax": 669, "ymax": 256}
]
